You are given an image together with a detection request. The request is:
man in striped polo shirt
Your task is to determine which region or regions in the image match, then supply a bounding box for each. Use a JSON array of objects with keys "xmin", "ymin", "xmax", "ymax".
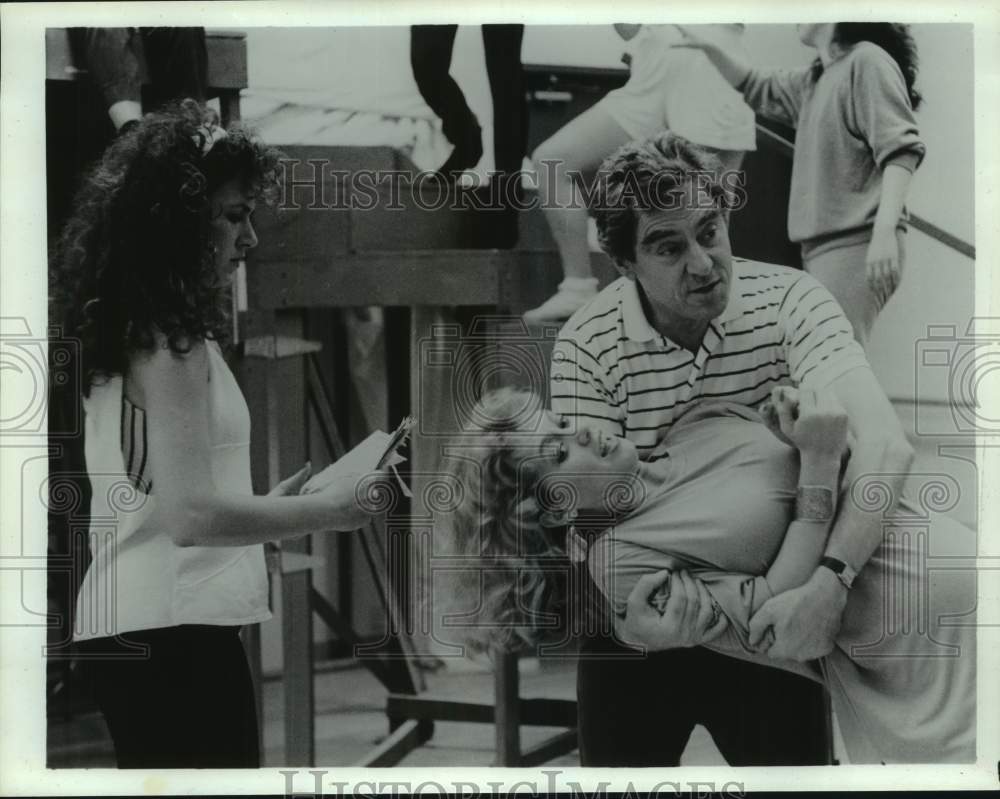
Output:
[{"xmin": 551, "ymin": 133, "xmax": 914, "ymax": 765}]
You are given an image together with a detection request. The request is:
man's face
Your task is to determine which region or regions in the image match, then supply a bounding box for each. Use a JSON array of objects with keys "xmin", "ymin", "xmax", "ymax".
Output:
[{"xmin": 621, "ymin": 201, "xmax": 733, "ymax": 336}]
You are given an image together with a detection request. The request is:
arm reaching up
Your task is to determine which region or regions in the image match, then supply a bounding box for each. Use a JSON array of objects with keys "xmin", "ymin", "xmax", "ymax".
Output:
[
  {"xmin": 674, "ymin": 25, "xmax": 813, "ymax": 128},
  {"xmin": 673, "ymin": 24, "xmax": 752, "ymax": 89}
]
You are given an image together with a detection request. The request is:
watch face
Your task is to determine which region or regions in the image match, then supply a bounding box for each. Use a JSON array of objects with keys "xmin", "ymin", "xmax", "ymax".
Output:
[{"xmin": 821, "ymin": 556, "xmax": 854, "ymax": 588}]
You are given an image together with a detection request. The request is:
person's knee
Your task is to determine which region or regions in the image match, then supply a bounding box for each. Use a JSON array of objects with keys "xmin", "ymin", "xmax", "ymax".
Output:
[
  {"xmin": 532, "ymin": 140, "xmax": 564, "ymax": 173},
  {"xmin": 533, "ymin": 142, "xmax": 581, "ymax": 195}
]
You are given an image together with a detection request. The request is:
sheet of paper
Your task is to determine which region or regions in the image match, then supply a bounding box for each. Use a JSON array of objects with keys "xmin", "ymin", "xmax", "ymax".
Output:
[{"xmin": 301, "ymin": 430, "xmax": 407, "ymax": 494}]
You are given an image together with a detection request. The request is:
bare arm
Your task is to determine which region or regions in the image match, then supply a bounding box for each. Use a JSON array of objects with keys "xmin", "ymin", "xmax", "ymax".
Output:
[
  {"xmin": 757, "ymin": 387, "xmax": 845, "ymax": 597},
  {"xmin": 674, "ymin": 25, "xmax": 814, "ymax": 129},
  {"xmin": 136, "ymin": 340, "xmax": 380, "ymax": 548},
  {"xmin": 673, "ymin": 25, "xmax": 751, "ymax": 88},
  {"xmin": 749, "ymin": 367, "xmax": 914, "ymax": 660},
  {"xmin": 873, "ymin": 163, "xmax": 914, "ymax": 233},
  {"xmin": 826, "ymin": 366, "xmax": 914, "ymax": 567},
  {"xmin": 867, "ymin": 163, "xmax": 917, "ymax": 301}
]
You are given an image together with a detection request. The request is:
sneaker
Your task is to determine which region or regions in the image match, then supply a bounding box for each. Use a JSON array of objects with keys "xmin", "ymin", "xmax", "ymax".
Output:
[{"xmin": 523, "ymin": 277, "xmax": 599, "ymax": 323}]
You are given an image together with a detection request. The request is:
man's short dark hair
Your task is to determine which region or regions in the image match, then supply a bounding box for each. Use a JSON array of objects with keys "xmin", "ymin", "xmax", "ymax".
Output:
[{"xmin": 591, "ymin": 132, "xmax": 732, "ymax": 265}]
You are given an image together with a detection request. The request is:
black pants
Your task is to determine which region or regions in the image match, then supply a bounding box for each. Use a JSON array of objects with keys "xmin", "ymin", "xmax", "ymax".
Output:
[
  {"xmin": 575, "ymin": 566, "xmax": 831, "ymax": 766},
  {"xmin": 409, "ymin": 24, "xmax": 527, "ymax": 177},
  {"xmin": 77, "ymin": 625, "xmax": 260, "ymax": 768}
]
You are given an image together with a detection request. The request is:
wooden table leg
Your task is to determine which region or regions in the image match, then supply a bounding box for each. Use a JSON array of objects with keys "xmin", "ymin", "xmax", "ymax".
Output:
[
  {"xmin": 494, "ymin": 650, "xmax": 521, "ymax": 766},
  {"xmin": 282, "ymin": 567, "xmax": 315, "ymax": 766},
  {"xmin": 219, "ymin": 88, "xmax": 241, "ymax": 125}
]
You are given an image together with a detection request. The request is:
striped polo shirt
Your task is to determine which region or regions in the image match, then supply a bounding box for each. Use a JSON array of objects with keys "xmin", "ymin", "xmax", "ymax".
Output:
[{"xmin": 550, "ymin": 258, "xmax": 870, "ymax": 457}]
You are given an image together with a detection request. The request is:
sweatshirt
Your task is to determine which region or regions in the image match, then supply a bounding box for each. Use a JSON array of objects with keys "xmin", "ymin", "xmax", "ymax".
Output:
[{"xmin": 739, "ymin": 42, "xmax": 925, "ymax": 255}]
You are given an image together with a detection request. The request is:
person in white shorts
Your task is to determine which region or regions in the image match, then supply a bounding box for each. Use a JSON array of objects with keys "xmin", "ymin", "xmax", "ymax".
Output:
[{"xmin": 525, "ymin": 24, "xmax": 756, "ymax": 323}]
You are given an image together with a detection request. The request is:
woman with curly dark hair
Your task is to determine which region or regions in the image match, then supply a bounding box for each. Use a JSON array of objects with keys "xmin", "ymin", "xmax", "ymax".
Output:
[
  {"xmin": 52, "ymin": 100, "xmax": 382, "ymax": 768},
  {"xmin": 675, "ymin": 23, "xmax": 925, "ymax": 349}
]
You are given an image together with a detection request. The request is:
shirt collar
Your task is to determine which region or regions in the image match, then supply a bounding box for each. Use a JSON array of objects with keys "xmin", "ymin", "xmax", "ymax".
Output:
[
  {"xmin": 619, "ymin": 262, "xmax": 746, "ymax": 344},
  {"xmin": 620, "ymin": 278, "xmax": 660, "ymax": 343},
  {"xmin": 718, "ymin": 261, "xmax": 746, "ymax": 325}
]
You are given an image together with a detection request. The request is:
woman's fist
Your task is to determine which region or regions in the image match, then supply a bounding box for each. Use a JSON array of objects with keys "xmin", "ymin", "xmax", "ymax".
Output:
[{"xmin": 762, "ymin": 386, "xmax": 847, "ymax": 460}]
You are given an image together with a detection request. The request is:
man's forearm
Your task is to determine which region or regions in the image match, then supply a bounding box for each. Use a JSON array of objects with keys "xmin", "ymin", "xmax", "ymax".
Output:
[
  {"xmin": 825, "ymin": 366, "xmax": 916, "ymax": 573},
  {"xmin": 824, "ymin": 437, "xmax": 915, "ymax": 571}
]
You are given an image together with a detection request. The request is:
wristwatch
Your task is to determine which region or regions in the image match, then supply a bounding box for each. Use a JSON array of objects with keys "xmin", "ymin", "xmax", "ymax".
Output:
[{"xmin": 819, "ymin": 556, "xmax": 857, "ymax": 590}]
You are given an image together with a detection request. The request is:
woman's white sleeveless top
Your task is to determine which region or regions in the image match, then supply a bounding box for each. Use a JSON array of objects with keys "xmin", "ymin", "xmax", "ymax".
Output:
[{"xmin": 73, "ymin": 341, "xmax": 271, "ymax": 641}]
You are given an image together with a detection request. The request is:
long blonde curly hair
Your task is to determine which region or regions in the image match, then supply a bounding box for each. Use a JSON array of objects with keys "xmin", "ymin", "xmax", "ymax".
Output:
[{"xmin": 432, "ymin": 388, "xmax": 572, "ymax": 654}]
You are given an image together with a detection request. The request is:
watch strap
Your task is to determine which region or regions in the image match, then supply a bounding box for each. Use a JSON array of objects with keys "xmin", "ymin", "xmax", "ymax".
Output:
[{"xmin": 819, "ymin": 556, "xmax": 857, "ymax": 589}]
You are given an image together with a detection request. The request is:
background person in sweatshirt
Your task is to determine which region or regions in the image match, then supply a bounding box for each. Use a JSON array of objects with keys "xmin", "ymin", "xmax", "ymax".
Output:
[{"xmin": 676, "ymin": 23, "xmax": 925, "ymax": 349}]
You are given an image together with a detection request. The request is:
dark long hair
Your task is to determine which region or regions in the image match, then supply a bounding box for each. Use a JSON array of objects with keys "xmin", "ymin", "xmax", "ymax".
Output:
[
  {"xmin": 50, "ymin": 99, "xmax": 282, "ymax": 394},
  {"xmin": 812, "ymin": 23, "xmax": 922, "ymax": 110}
]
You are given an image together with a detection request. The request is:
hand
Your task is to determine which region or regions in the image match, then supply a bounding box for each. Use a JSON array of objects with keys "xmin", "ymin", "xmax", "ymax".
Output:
[
  {"xmin": 748, "ymin": 568, "xmax": 847, "ymax": 661},
  {"xmin": 866, "ymin": 229, "xmax": 902, "ymax": 306},
  {"xmin": 617, "ymin": 570, "xmax": 728, "ymax": 651},
  {"xmin": 267, "ymin": 462, "xmax": 312, "ymax": 497},
  {"xmin": 763, "ymin": 386, "xmax": 847, "ymax": 461},
  {"xmin": 613, "ymin": 23, "xmax": 642, "ymax": 41},
  {"xmin": 315, "ymin": 469, "xmax": 395, "ymax": 531},
  {"xmin": 671, "ymin": 24, "xmax": 716, "ymax": 51}
]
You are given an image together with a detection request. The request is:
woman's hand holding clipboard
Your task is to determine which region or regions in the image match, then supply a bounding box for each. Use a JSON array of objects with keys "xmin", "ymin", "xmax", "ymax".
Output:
[{"xmin": 300, "ymin": 416, "xmax": 415, "ymax": 501}]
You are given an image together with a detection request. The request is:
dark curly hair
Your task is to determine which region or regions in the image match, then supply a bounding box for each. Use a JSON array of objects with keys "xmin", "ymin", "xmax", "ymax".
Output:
[
  {"xmin": 812, "ymin": 23, "xmax": 922, "ymax": 110},
  {"xmin": 591, "ymin": 132, "xmax": 729, "ymax": 266},
  {"xmin": 50, "ymin": 99, "xmax": 282, "ymax": 394}
]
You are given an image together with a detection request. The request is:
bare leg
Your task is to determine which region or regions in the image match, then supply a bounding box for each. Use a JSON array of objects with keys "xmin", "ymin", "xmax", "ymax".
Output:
[
  {"xmin": 534, "ymin": 104, "xmax": 631, "ymax": 279},
  {"xmin": 524, "ymin": 105, "xmax": 632, "ymax": 321}
]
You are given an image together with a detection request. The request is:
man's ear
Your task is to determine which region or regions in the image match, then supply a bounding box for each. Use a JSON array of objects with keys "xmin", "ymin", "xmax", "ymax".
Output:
[{"xmin": 614, "ymin": 258, "xmax": 637, "ymax": 279}]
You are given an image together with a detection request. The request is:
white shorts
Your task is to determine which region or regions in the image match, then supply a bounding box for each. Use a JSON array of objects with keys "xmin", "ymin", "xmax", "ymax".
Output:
[{"xmin": 600, "ymin": 26, "xmax": 757, "ymax": 153}]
